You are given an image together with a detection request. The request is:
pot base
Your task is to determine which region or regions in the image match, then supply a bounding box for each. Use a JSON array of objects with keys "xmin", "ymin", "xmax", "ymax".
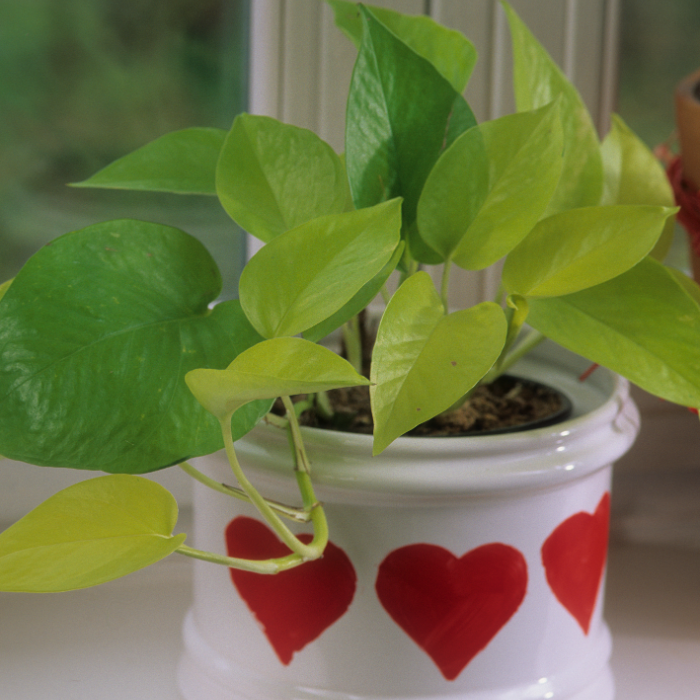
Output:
[{"xmin": 178, "ymin": 610, "xmax": 614, "ymax": 700}]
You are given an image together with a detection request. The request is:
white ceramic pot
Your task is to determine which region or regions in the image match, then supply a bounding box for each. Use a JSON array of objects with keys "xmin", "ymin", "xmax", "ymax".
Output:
[{"xmin": 177, "ymin": 343, "xmax": 639, "ymax": 700}]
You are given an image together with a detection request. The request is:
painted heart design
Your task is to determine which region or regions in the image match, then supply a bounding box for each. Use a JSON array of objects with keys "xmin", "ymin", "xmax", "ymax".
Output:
[
  {"xmin": 375, "ymin": 542, "xmax": 528, "ymax": 681},
  {"xmin": 541, "ymin": 492, "xmax": 610, "ymax": 634},
  {"xmin": 225, "ymin": 516, "xmax": 357, "ymax": 665}
]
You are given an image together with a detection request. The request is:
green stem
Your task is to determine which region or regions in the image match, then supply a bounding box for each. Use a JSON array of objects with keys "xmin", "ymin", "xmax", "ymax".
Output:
[
  {"xmin": 482, "ymin": 327, "xmax": 545, "ymax": 383},
  {"xmin": 221, "ymin": 414, "xmax": 322, "ymax": 561},
  {"xmin": 315, "ymin": 391, "xmax": 334, "ymax": 420},
  {"xmin": 175, "ymin": 544, "xmax": 307, "ymax": 574},
  {"xmin": 342, "ymin": 315, "xmax": 363, "ymax": 374},
  {"xmin": 281, "ymin": 396, "xmax": 329, "ymax": 553},
  {"xmin": 440, "ymin": 261, "xmax": 452, "ymax": 311},
  {"xmin": 178, "ymin": 460, "xmax": 311, "ymax": 523}
]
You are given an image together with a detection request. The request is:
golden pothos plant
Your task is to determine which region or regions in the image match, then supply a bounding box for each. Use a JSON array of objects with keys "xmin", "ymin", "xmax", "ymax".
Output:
[{"xmin": 0, "ymin": 2, "xmax": 696, "ymax": 591}]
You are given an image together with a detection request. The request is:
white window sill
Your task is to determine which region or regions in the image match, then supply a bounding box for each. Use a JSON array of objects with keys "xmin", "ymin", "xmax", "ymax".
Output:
[{"xmin": 1, "ymin": 535, "xmax": 699, "ymax": 699}]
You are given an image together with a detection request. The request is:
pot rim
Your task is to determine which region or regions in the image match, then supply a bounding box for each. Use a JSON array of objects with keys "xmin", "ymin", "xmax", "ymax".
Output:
[{"xmin": 233, "ymin": 343, "xmax": 640, "ymax": 500}]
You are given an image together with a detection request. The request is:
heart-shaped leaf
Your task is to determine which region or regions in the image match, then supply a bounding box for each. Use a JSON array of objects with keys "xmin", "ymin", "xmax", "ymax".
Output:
[
  {"xmin": 216, "ymin": 114, "xmax": 349, "ymax": 243},
  {"xmin": 502, "ymin": 1, "xmax": 603, "ymax": 213},
  {"xmin": 302, "ymin": 241, "xmax": 404, "ymax": 343},
  {"xmin": 71, "ymin": 128, "xmax": 226, "ymax": 195},
  {"xmin": 601, "ymin": 113, "xmax": 676, "ymax": 260},
  {"xmin": 0, "ymin": 220, "xmax": 266, "ymax": 473},
  {"xmin": 345, "ymin": 6, "xmax": 477, "ymax": 262},
  {"xmin": 186, "ymin": 337, "xmax": 369, "ymax": 422},
  {"xmin": 325, "ymin": 0, "xmax": 477, "ymax": 93},
  {"xmin": 527, "ymin": 257, "xmax": 700, "ymax": 408},
  {"xmin": 370, "ymin": 273, "xmax": 507, "ymax": 454},
  {"xmin": 502, "ymin": 205, "xmax": 675, "ymax": 297},
  {"xmin": 418, "ymin": 101, "xmax": 563, "ymax": 270},
  {"xmin": 239, "ymin": 199, "xmax": 401, "ymax": 339},
  {"xmin": 0, "ymin": 475, "xmax": 186, "ymax": 592}
]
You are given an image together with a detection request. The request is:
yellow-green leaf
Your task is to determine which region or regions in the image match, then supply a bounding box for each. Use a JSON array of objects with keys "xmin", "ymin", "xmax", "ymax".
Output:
[{"xmin": 0, "ymin": 475, "xmax": 185, "ymax": 592}]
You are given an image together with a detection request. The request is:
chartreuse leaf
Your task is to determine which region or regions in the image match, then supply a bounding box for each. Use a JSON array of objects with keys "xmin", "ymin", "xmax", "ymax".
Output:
[
  {"xmin": 324, "ymin": 0, "xmax": 477, "ymax": 93},
  {"xmin": 216, "ymin": 114, "xmax": 349, "ymax": 243},
  {"xmin": 303, "ymin": 241, "xmax": 404, "ymax": 343},
  {"xmin": 418, "ymin": 101, "xmax": 563, "ymax": 270},
  {"xmin": 502, "ymin": 205, "xmax": 675, "ymax": 297},
  {"xmin": 186, "ymin": 337, "xmax": 368, "ymax": 421},
  {"xmin": 0, "ymin": 278, "xmax": 11, "ymax": 302},
  {"xmin": 527, "ymin": 257, "xmax": 700, "ymax": 409},
  {"xmin": 502, "ymin": 1, "xmax": 603, "ymax": 213},
  {"xmin": 71, "ymin": 128, "xmax": 226, "ymax": 195},
  {"xmin": 239, "ymin": 199, "xmax": 401, "ymax": 339},
  {"xmin": 601, "ymin": 113, "xmax": 677, "ymax": 261},
  {"xmin": 0, "ymin": 220, "xmax": 266, "ymax": 473},
  {"xmin": 370, "ymin": 272, "xmax": 507, "ymax": 454},
  {"xmin": 0, "ymin": 475, "xmax": 186, "ymax": 592},
  {"xmin": 345, "ymin": 6, "xmax": 476, "ymax": 263}
]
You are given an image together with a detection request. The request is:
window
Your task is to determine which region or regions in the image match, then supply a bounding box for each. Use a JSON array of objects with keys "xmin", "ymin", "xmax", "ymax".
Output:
[{"xmin": 0, "ymin": 0, "xmax": 249, "ymax": 297}]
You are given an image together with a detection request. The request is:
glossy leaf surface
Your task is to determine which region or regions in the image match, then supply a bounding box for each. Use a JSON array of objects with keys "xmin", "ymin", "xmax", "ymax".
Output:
[
  {"xmin": 239, "ymin": 199, "xmax": 401, "ymax": 339},
  {"xmin": 217, "ymin": 114, "xmax": 349, "ymax": 242},
  {"xmin": 0, "ymin": 475, "xmax": 185, "ymax": 592},
  {"xmin": 72, "ymin": 128, "xmax": 226, "ymax": 195},
  {"xmin": 503, "ymin": 1, "xmax": 603, "ymax": 213},
  {"xmin": 302, "ymin": 241, "xmax": 404, "ymax": 343},
  {"xmin": 502, "ymin": 205, "xmax": 674, "ymax": 297},
  {"xmin": 370, "ymin": 273, "xmax": 507, "ymax": 454},
  {"xmin": 186, "ymin": 337, "xmax": 369, "ymax": 421},
  {"xmin": 527, "ymin": 257, "xmax": 700, "ymax": 408},
  {"xmin": 325, "ymin": 0, "xmax": 477, "ymax": 92},
  {"xmin": 418, "ymin": 101, "xmax": 563, "ymax": 270},
  {"xmin": 0, "ymin": 221, "xmax": 265, "ymax": 473},
  {"xmin": 601, "ymin": 113, "xmax": 676, "ymax": 260},
  {"xmin": 345, "ymin": 7, "xmax": 476, "ymax": 262}
]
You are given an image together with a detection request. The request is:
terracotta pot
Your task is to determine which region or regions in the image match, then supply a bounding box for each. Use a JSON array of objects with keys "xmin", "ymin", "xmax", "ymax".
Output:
[
  {"xmin": 177, "ymin": 343, "xmax": 639, "ymax": 700},
  {"xmin": 675, "ymin": 68, "xmax": 700, "ymax": 281}
]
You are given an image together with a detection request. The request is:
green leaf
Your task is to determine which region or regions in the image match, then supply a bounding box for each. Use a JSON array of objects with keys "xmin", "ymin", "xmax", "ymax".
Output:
[
  {"xmin": 71, "ymin": 128, "xmax": 226, "ymax": 195},
  {"xmin": 216, "ymin": 114, "xmax": 349, "ymax": 243},
  {"xmin": 600, "ymin": 113, "xmax": 676, "ymax": 260},
  {"xmin": 0, "ymin": 278, "xmax": 12, "ymax": 303},
  {"xmin": 527, "ymin": 257, "xmax": 700, "ymax": 408},
  {"xmin": 502, "ymin": 1, "xmax": 603, "ymax": 213},
  {"xmin": 325, "ymin": 0, "xmax": 477, "ymax": 92},
  {"xmin": 0, "ymin": 475, "xmax": 186, "ymax": 592},
  {"xmin": 418, "ymin": 101, "xmax": 563, "ymax": 270},
  {"xmin": 370, "ymin": 272, "xmax": 507, "ymax": 454},
  {"xmin": 345, "ymin": 6, "xmax": 477, "ymax": 262},
  {"xmin": 239, "ymin": 199, "xmax": 402, "ymax": 339},
  {"xmin": 502, "ymin": 205, "xmax": 675, "ymax": 297},
  {"xmin": 186, "ymin": 337, "xmax": 369, "ymax": 421},
  {"xmin": 0, "ymin": 221, "xmax": 265, "ymax": 473},
  {"xmin": 303, "ymin": 241, "xmax": 404, "ymax": 343}
]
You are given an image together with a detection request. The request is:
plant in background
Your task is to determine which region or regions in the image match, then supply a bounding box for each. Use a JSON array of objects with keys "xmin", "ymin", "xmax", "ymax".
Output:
[{"xmin": 0, "ymin": 1, "xmax": 698, "ymax": 591}]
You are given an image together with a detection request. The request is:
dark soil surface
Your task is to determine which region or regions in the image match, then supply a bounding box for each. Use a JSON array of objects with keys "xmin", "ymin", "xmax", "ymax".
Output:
[{"xmin": 284, "ymin": 374, "xmax": 569, "ymax": 437}]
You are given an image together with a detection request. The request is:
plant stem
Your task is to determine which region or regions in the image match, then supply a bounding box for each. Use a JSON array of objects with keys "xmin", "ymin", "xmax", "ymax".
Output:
[
  {"xmin": 221, "ymin": 414, "xmax": 323, "ymax": 561},
  {"xmin": 342, "ymin": 315, "xmax": 363, "ymax": 374},
  {"xmin": 280, "ymin": 396, "xmax": 329, "ymax": 550},
  {"xmin": 178, "ymin": 460, "xmax": 311, "ymax": 523},
  {"xmin": 482, "ymin": 327, "xmax": 545, "ymax": 383},
  {"xmin": 440, "ymin": 261, "xmax": 452, "ymax": 311},
  {"xmin": 175, "ymin": 544, "xmax": 309, "ymax": 574}
]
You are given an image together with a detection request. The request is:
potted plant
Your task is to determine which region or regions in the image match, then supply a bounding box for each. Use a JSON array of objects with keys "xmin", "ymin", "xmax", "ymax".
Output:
[{"xmin": 1, "ymin": 2, "xmax": 698, "ymax": 698}]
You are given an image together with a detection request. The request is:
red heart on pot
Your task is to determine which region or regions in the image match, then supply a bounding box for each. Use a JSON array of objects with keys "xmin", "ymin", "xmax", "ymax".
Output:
[
  {"xmin": 541, "ymin": 492, "xmax": 610, "ymax": 634},
  {"xmin": 375, "ymin": 542, "xmax": 528, "ymax": 681},
  {"xmin": 225, "ymin": 516, "xmax": 357, "ymax": 665}
]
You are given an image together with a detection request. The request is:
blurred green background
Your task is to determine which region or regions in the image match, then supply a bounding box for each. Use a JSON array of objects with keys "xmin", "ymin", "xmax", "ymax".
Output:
[{"xmin": 0, "ymin": 0, "xmax": 249, "ymax": 296}]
